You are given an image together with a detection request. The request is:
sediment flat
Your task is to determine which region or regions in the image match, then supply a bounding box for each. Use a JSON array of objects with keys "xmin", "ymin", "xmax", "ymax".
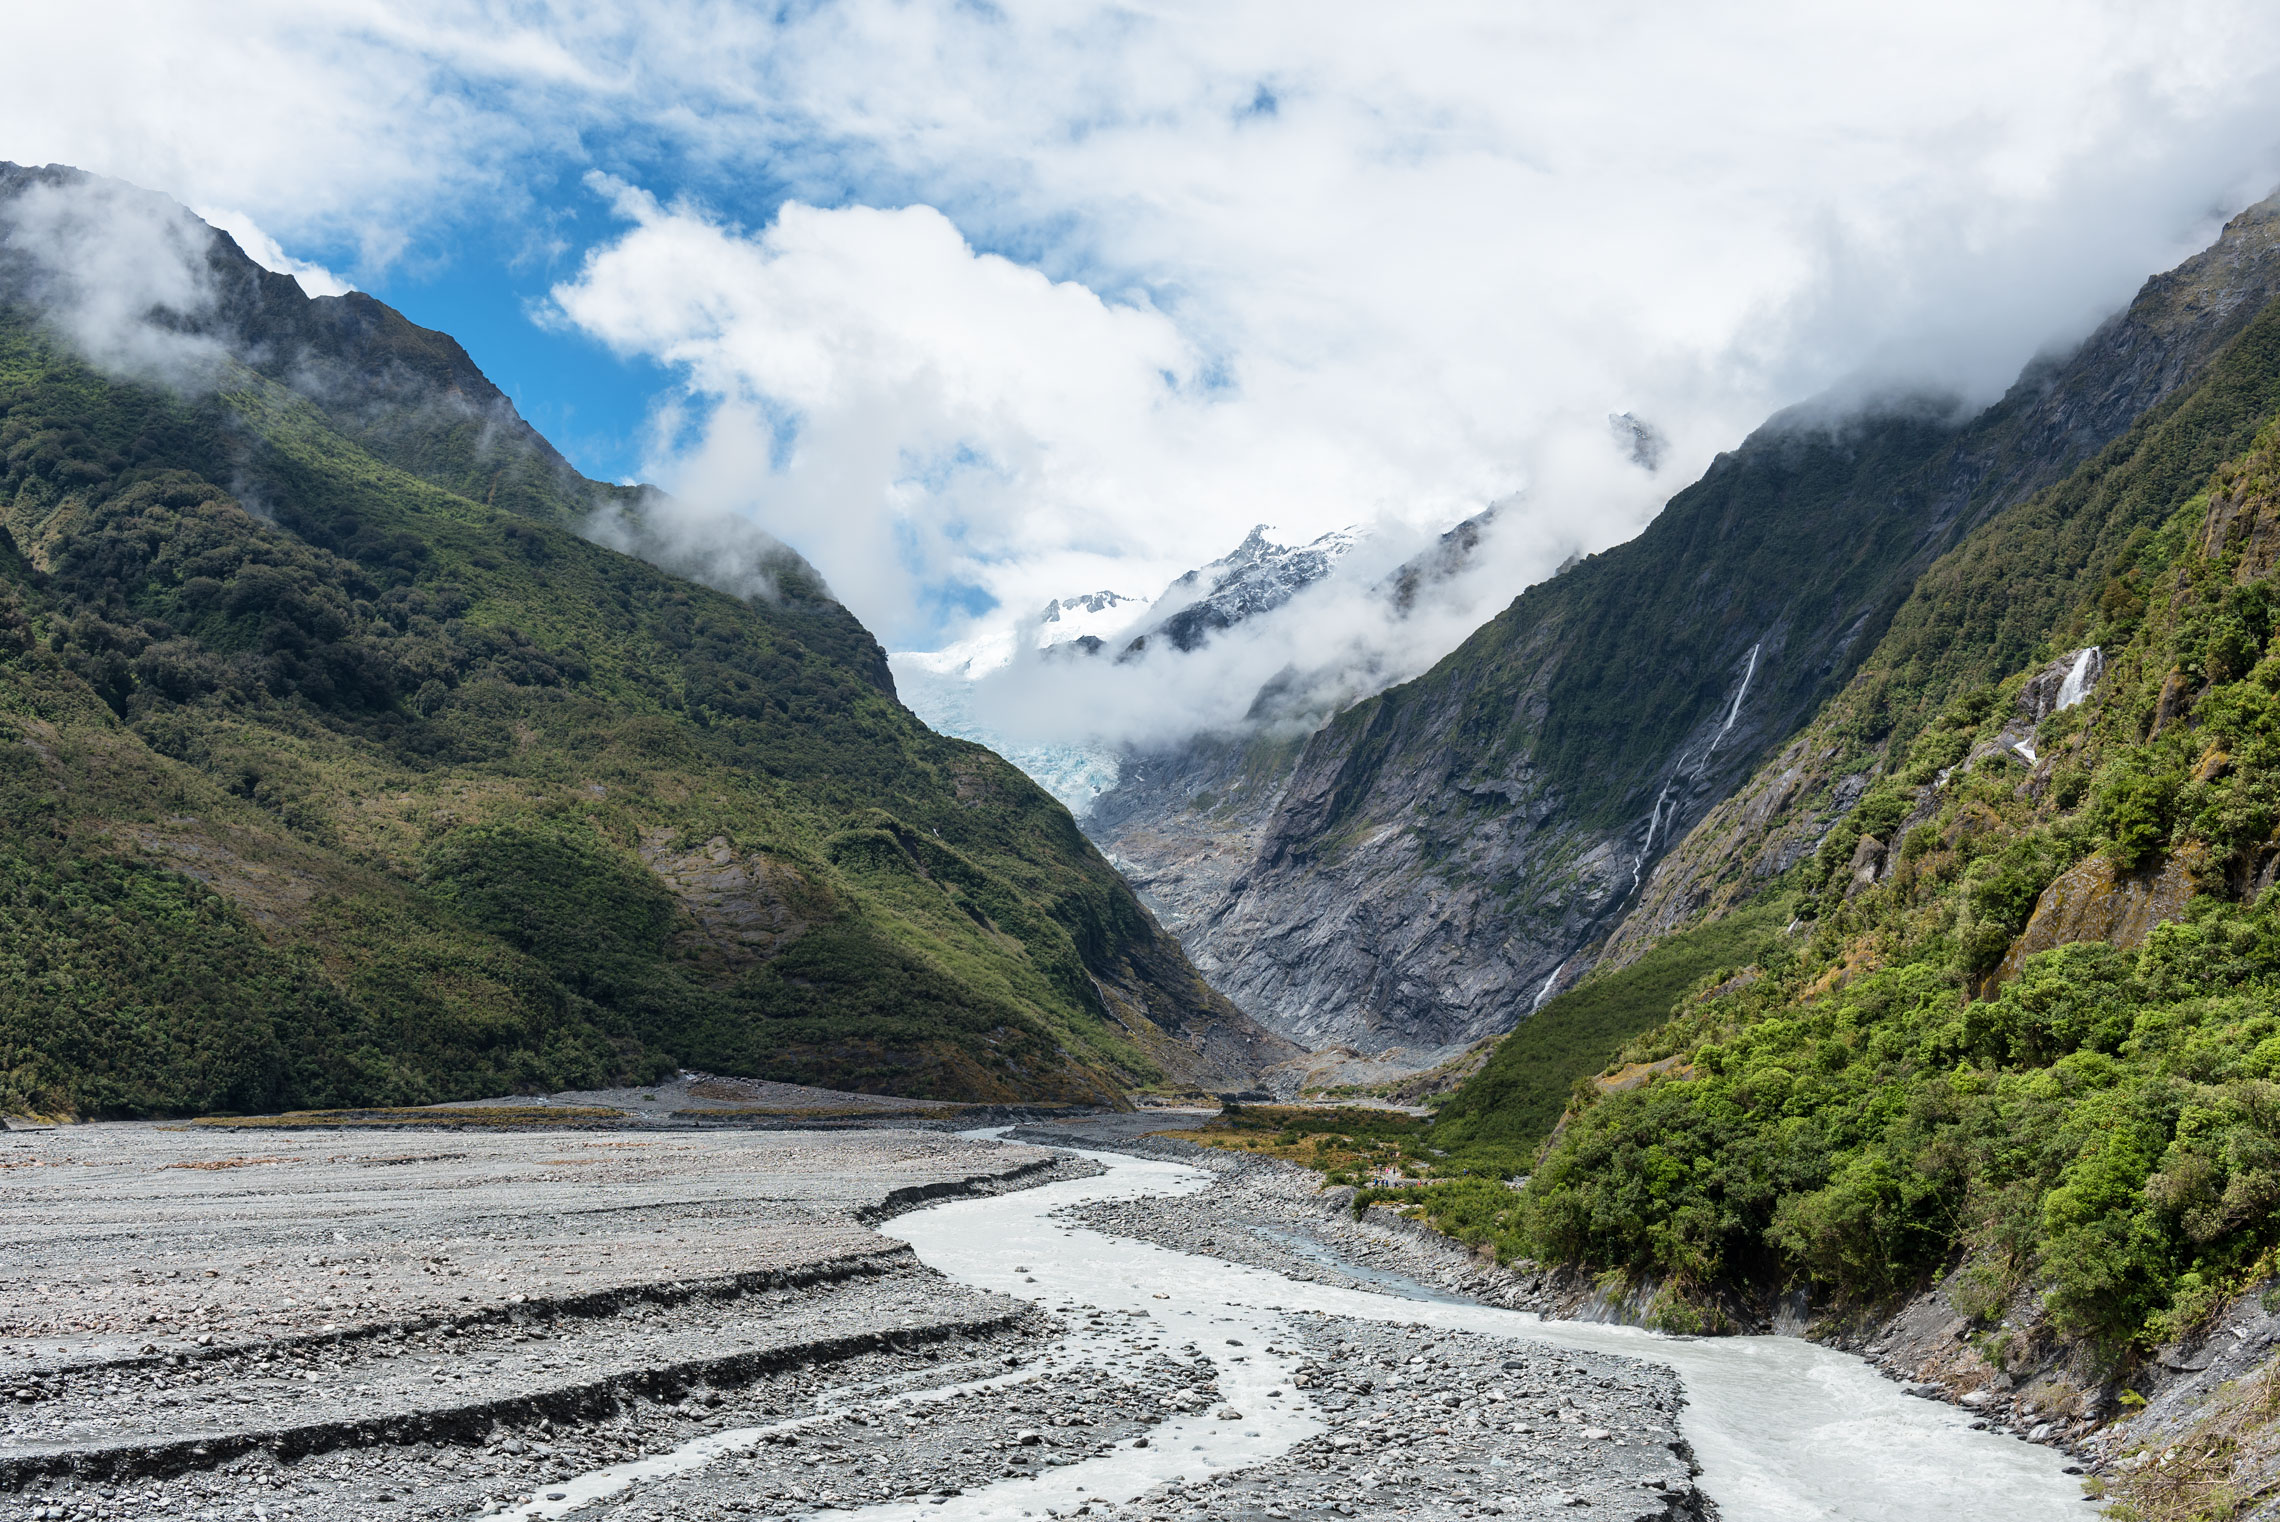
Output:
[
  {"xmin": 0, "ymin": 1114, "xmax": 1715, "ymax": 1522},
  {"xmin": 0, "ymin": 1120, "xmax": 1088, "ymax": 1518}
]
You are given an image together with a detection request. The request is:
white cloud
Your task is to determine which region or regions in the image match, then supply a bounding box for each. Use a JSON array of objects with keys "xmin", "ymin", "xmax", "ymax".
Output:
[
  {"xmin": 196, "ymin": 208, "xmax": 354, "ymax": 297},
  {"xmin": 546, "ymin": 181, "xmax": 1509, "ymax": 641},
  {"xmin": 0, "ymin": 175, "xmax": 229, "ymax": 387},
  {"xmin": 11, "ymin": 1, "xmax": 2280, "ymax": 705}
]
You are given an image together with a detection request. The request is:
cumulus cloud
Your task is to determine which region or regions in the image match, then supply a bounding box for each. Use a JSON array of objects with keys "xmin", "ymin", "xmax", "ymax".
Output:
[{"xmin": 545, "ymin": 180, "xmax": 1547, "ymax": 646}]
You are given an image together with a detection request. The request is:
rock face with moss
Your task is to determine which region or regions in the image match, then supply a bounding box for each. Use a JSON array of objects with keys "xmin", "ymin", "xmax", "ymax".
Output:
[
  {"xmin": 0, "ymin": 165, "xmax": 1295, "ymax": 1120},
  {"xmin": 1149, "ymin": 193, "xmax": 2280, "ymax": 1063}
]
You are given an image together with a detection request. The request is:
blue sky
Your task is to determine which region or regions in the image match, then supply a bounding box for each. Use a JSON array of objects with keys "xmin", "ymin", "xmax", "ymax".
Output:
[
  {"xmin": 371, "ymin": 222, "xmax": 668, "ymax": 486},
  {"xmin": 13, "ymin": 3, "xmax": 2280, "ymax": 660}
]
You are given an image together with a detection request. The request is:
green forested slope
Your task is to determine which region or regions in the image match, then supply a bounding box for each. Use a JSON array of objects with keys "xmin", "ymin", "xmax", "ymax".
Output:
[
  {"xmin": 0, "ymin": 255, "xmax": 1280, "ymax": 1120},
  {"xmin": 1389, "ymin": 297, "xmax": 2280, "ymax": 1358},
  {"xmin": 1426, "ymin": 896, "xmax": 1795, "ymax": 1153}
]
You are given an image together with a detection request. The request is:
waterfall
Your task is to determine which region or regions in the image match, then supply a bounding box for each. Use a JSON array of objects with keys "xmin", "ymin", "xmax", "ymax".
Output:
[
  {"xmin": 1530, "ymin": 966, "xmax": 1563, "ymax": 1013},
  {"xmin": 1629, "ymin": 642, "xmax": 1762, "ymax": 895},
  {"xmin": 1630, "ymin": 777, "xmax": 1681, "ymax": 892},
  {"xmin": 1705, "ymin": 641, "xmax": 1762, "ymax": 756},
  {"xmin": 2054, "ymin": 646, "xmax": 2101, "ymax": 711}
]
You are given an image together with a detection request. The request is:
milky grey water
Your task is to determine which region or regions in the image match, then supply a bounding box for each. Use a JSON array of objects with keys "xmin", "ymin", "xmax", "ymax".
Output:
[{"xmin": 509, "ymin": 1141, "xmax": 2092, "ymax": 1521}]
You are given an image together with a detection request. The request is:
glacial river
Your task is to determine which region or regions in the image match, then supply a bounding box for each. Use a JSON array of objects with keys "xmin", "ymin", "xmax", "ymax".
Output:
[{"xmin": 517, "ymin": 1141, "xmax": 2093, "ymax": 1521}]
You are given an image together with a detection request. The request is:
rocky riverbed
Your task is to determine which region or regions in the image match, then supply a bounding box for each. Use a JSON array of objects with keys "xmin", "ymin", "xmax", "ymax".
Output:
[
  {"xmin": 1016, "ymin": 1119, "xmax": 1547, "ymax": 1310},
  {"xmin": 0, "ymin": 1112, "xmax": 1714, "ymax": 1522},
  {"xmin": 1105, "ymin": 1318, "xmax": 1701, "ymax": 1521},
  {"xmin": 7, "ymin": 1108, "xmax": 2104, "ymax": 1522},
  {"xmin": 0, "ymin": 1120, "xmax": 1094, "ymax": 1520}
]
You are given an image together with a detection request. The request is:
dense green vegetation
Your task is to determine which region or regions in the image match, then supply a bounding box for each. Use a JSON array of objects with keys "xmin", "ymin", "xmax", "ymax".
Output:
[
  {"xmin": 1429, "ymin": 895, "xmax": 1796, "ymax": 1152},
  {"xmin": 0, "ymin": 274, "xmax": 1251, "ymax": 1118}
]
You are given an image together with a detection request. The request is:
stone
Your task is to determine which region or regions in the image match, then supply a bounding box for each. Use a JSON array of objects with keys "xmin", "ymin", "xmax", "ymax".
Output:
[
  {"xmin": 1985, "ymin": 852, "xmax": 2194, "ymax": 994},
  {"xmin": 2153, "ymin": 668, "xmax": 2197, "ymax": 734},
  {"xmin": 1846, "ymin": 834, "xmax": 1888, "ymax": 895}
]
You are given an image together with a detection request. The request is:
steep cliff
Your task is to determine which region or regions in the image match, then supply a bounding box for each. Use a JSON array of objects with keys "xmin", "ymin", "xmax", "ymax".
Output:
[
  {"xmin": 1612, "ymin": 269, "xmax": 2280, "ymax": 964},
  {"xmin": 1160, "ymin": 191, "xmax": 2280, "ymax": 1060}
]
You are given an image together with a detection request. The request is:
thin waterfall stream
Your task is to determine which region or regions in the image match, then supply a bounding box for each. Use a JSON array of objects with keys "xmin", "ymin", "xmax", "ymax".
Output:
[{"xmin": 1628, "ymin": 641, "xmax": 1762, "ymax": 897}]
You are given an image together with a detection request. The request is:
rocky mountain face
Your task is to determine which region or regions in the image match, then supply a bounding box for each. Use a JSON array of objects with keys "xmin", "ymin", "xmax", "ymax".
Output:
[
  {"xmin": 1121, "ymin": 525, "xmax": 1363, "ymax": 657},
  {"xmin": 1083, "ymin": 512, "xmax": 1502, "ymax": 982},
  {"xmin": 1090, "ymin": 729, "xmax": 1307, "ymax": 940},
  {"xmin": 1109, "ymin": 192, "xmax": 2280, "ymax": 1062},
  {"xmin": 0, "ymin": 165, "xmax": 1294, "ymax": 1119},
  {"xmin": 1607, "ymin": 266, "xmax": 2280, "ymax": 969},
  {"xmin": 1039, "ymin": 589, "xmax": 1148, "ymax": 649}
]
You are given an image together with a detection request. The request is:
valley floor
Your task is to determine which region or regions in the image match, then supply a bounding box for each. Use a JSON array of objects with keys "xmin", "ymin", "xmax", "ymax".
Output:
[
  {"xmin": 0, "ymin": 1103, "xmax": 2123, "ymax": 1519},
  {"xmin": 10, "ymin": 1103, "xmax": 2151, "ymax": 1522},
  {"xmin": 0, "ymin": 1112, "xmax": 1703, "ymax": 1522}
]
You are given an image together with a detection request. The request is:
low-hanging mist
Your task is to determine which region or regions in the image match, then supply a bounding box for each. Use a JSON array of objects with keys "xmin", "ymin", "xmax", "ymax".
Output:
[
  {"xmin": 0, "ymin": 170, "xmax": 234, "ymax": 389},
  {"xmin": 877, "ymin": 505, "xmax": 1565, "ymax": 816}
]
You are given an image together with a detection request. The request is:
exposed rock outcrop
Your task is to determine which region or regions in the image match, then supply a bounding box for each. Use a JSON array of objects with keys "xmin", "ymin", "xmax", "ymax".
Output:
[
  {"xmin": 639, "ymin": 829, "xmax": 818, "ymax": 975},
  {"xmin": 1985, "ymin": 852, "xmax": 2196, "ymax": 992}
]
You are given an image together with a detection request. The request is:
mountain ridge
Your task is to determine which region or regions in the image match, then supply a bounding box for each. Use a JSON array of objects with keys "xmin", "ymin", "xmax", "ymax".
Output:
[{"xmin": 0, "ymin": 165, "xmax": 1294, "ymax": 1120}]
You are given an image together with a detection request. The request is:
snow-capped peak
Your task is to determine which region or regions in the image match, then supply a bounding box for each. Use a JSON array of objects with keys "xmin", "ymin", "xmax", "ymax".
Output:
[
  {"xmin": 1130, "ymin": 524, "xmax": 1367, "ymax": 654},
  {"xmin": 1035, "ymin": 589, "xmax": 1150, "ymax": 650},
  {"xmin": 894, "ymin": 587, "xmax": 1150, "ymax": 682}
]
